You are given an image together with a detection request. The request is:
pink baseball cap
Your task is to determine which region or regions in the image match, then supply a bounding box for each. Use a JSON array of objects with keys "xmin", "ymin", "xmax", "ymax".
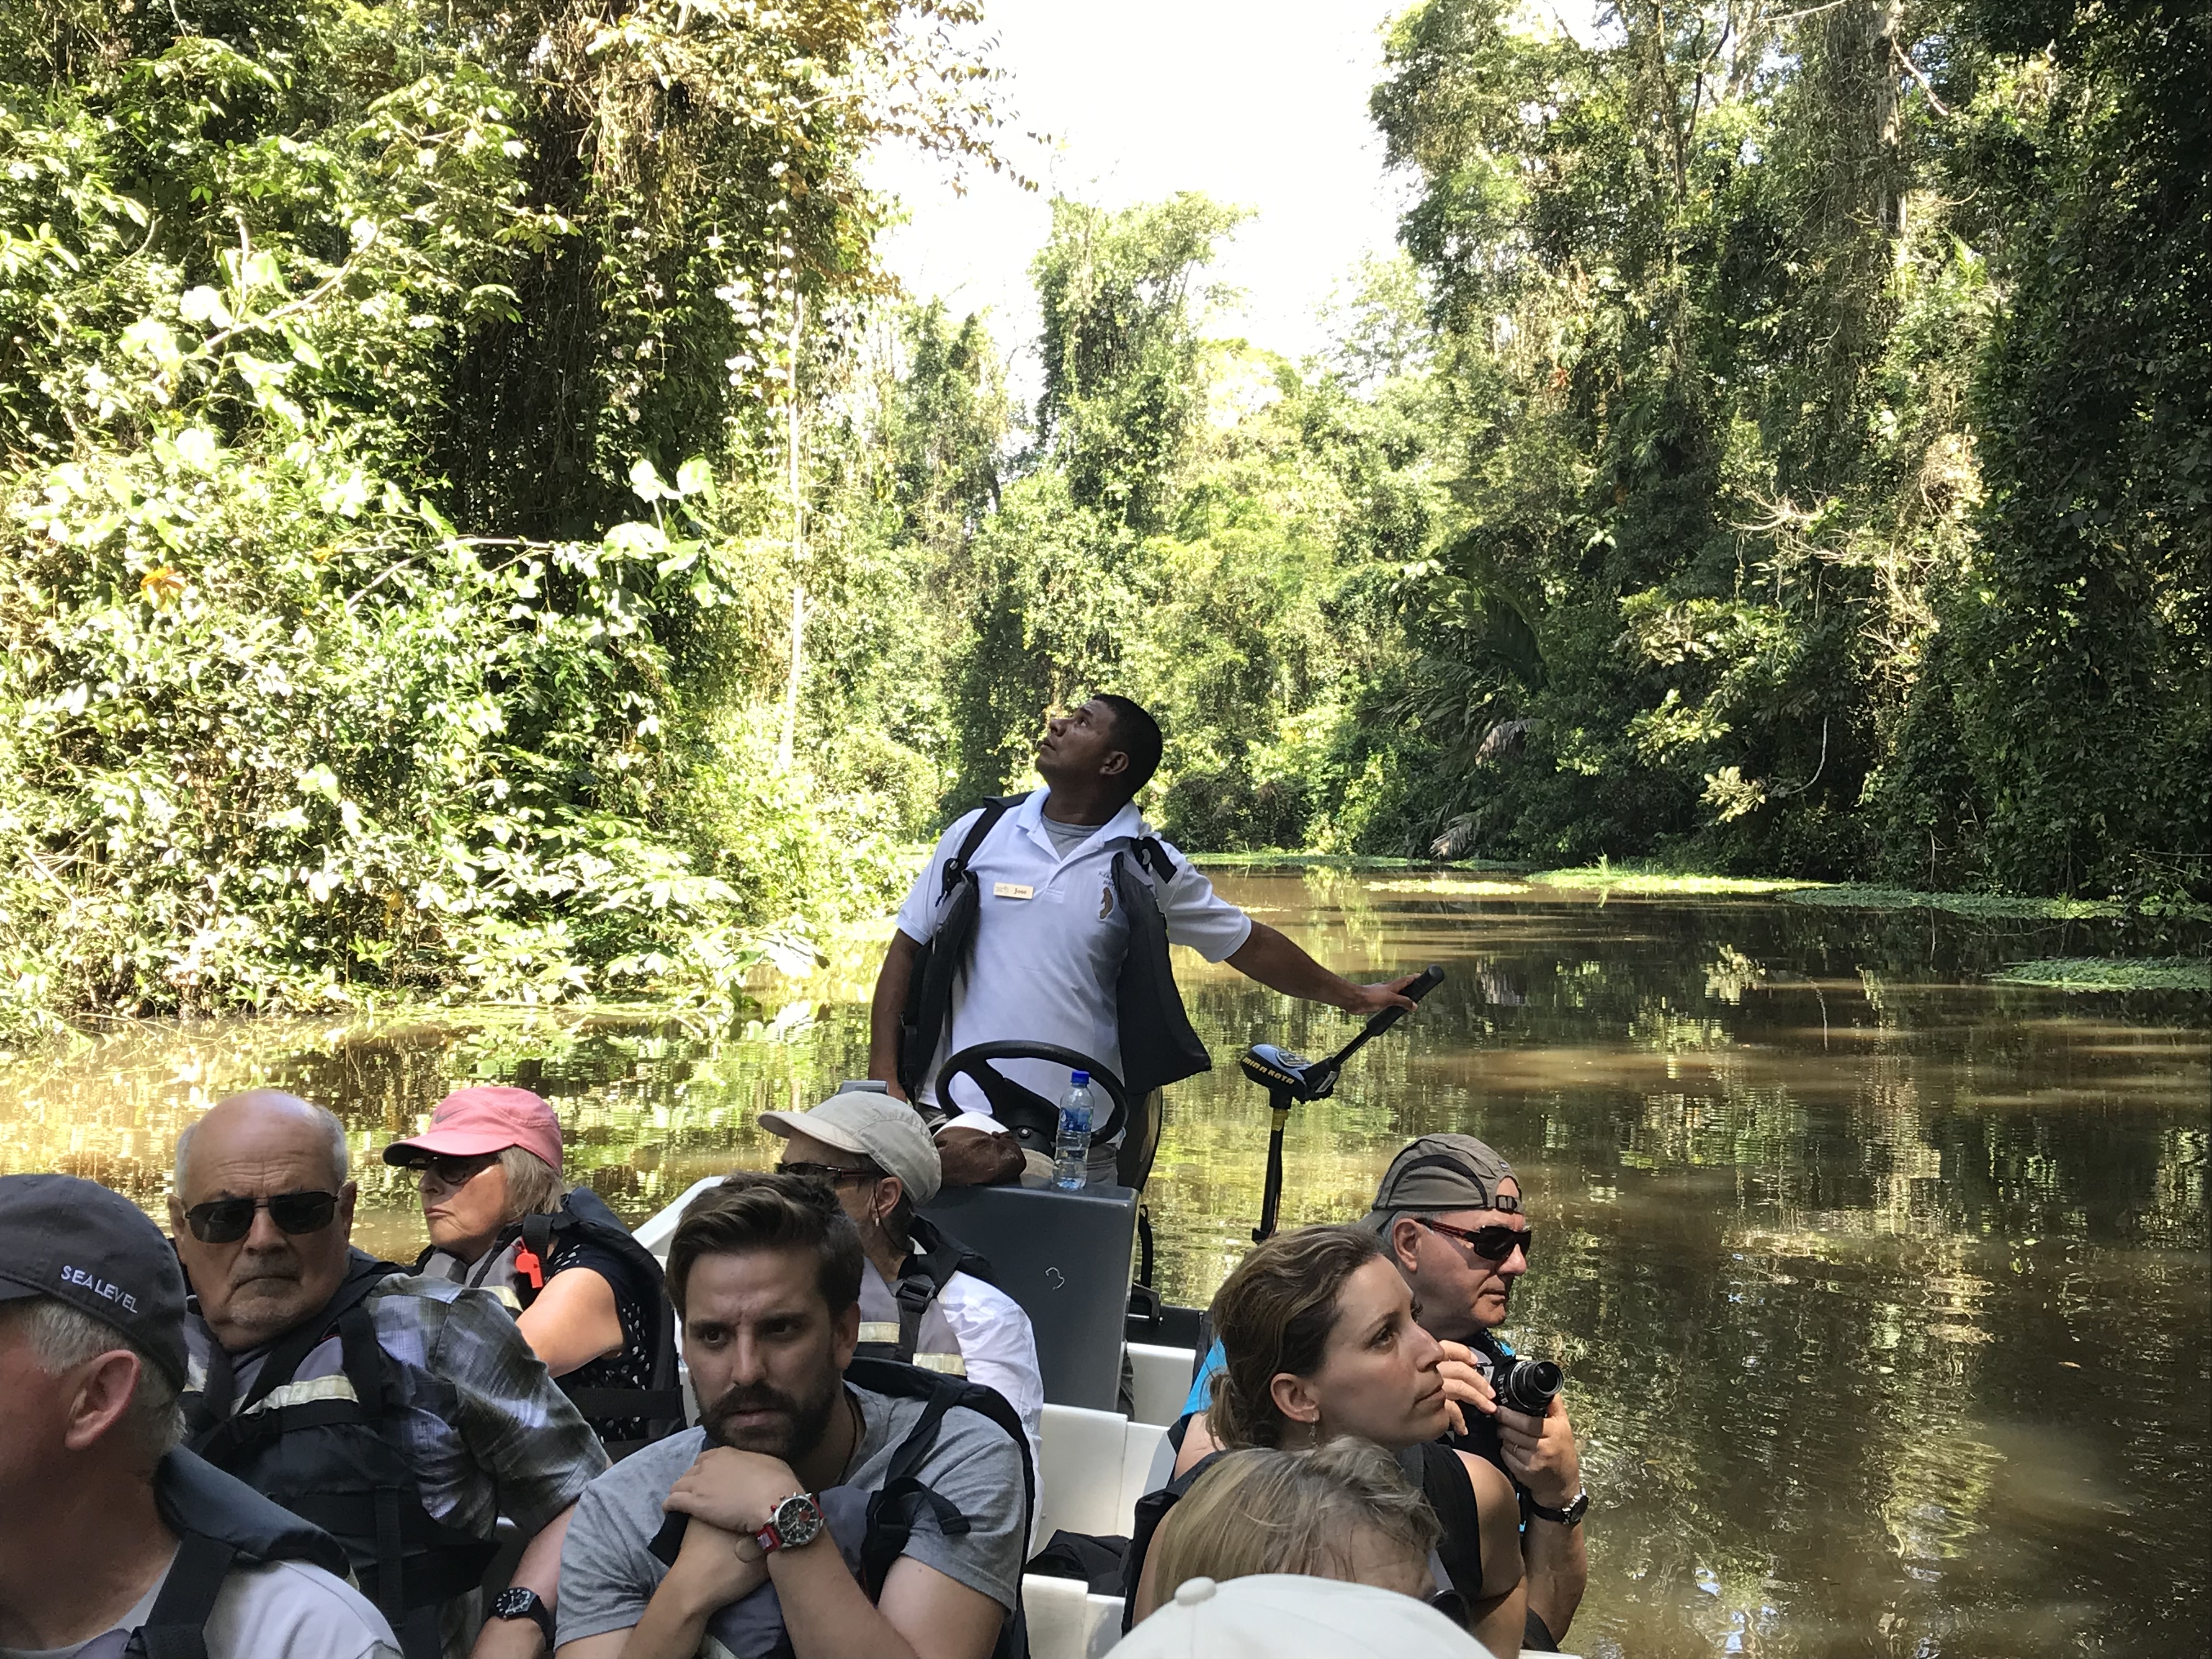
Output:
[{"xmin": 381, "ymin": 1085, "xmax": 563, "ymax": 1171}]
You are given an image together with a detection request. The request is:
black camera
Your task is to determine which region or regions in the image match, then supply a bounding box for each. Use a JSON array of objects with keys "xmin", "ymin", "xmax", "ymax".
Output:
[{"xmin": 1492, "ymin": 1355, "xmax": 1562, "ymax": 1416}]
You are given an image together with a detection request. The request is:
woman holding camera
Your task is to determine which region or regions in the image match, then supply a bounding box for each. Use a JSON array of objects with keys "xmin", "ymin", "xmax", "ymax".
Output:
[{"xmin": 1127, "ymin": 1224, "xmax": 1526, "ymax": 1654}]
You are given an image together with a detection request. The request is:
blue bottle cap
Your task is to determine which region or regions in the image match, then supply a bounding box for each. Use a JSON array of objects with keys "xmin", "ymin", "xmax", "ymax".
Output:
[{"xmin": 1070, "ymin": 1070, "xmax": 1090, "ymax": 1086}]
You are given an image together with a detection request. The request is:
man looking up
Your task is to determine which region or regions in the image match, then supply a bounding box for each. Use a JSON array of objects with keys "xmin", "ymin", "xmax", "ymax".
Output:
[
  {"xmin": 170, "ymin": 1091, "xmax": 608, "ymax": 1659},
  {"xmin": 0, "ymin": 1172, "xmax": 400, "ymax": 1659},
  {"xmin": 870, "ymin": 694, "xmax": 1420, "ymax": 1173},
  {"xmin": 554, "ymin": 1172, "xmax": 1031, "ymax": 1659},
  {"xmin": 1178, "ymin": 1134, "xmax": 1588, "ymax": 1651}
]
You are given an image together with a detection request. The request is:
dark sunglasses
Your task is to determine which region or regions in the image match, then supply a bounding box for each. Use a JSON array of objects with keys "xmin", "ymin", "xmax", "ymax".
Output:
[
  {"xmin": 391, "ymin": 1152, "xmax": 500, "ymax": 1187},
  {"xmin": 1415, "ymin": 1215, "xmax": 1534, "ymax": 1262},
  {"xmin": 776, "ymin": 1161, "xmax": 880, "ymax": 1186},
  {"xmin": 182, "ymin": 1189, "xmax": 341, "ymax": 1244}
]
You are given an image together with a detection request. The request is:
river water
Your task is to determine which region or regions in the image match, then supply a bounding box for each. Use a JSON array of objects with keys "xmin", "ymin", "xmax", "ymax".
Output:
[{"xmin": 2, "ymin": 868, "xmax": 2205, "ymax": 1658}]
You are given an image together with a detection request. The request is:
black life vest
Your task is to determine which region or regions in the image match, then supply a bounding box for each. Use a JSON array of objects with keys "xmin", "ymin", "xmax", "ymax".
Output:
[
  {"xmin": 648, "ymin": 1356, "xmax": 1035, "ymax": 1659},
  {"xmin": 181, "ymin": 1252, "xmax": 503, "ymax": 1659},
  {"xmin": 853, "ymin": 1215, "xmax": 998, "ymax": 1372},
  {"xmin": 128, "ymin": 1448, "xmax": 353, "ymax": 1659},
  {"xmin": 414, "ymin": 1187, "xmax": 683, "ymax": 1454},
  {"xmin": 896, "ymin": 792, "xmax": 1211, "ymax": 1118},
  {"xmin": 1118, "ymin": 1442, "xmax": 1487, "ymax": 1635}
]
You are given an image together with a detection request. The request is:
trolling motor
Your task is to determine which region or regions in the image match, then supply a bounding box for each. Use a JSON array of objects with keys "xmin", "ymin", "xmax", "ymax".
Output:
[{"xmin": 1243, "ymin": 964, "xmax": 1446, "ymax": 1242}]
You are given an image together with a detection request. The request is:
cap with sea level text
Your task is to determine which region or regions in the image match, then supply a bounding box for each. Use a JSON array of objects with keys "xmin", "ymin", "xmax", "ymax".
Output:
[{"xmin": 0, "ymin": 1173, "xmax": 190, "ymax": 1389}]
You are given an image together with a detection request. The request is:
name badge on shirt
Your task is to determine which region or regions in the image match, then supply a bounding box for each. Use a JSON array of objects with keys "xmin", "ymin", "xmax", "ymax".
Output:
[{"xmin": 992, "ymin": 882, "xmax": 1035, "ymax": 900}]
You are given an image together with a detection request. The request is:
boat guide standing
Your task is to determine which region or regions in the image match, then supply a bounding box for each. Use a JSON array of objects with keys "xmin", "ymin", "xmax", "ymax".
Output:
[
  {"xmin": 0, "ymin": 1172, "xmax": 402, "ymax": 1659},
  {"xmin": 383, "ymin": 1085, "xmax": 683, "ymax": 1456},
  {"xmin": 869, "ymin": 694, "xmax": 1422, "ymax": 1178},
  {"xmin": 168, "ymin": 1091, "xmax": 608, "ymax": 1659}
]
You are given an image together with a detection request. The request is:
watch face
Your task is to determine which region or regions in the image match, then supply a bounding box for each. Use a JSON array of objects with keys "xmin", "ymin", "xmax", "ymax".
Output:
[
  {"xmin": 772, "ymin": 1492, "xmax": 826, "ymax": 1549},
  {"xmin": 493, "ymin": 1588, "xmax": 539, "ymax": 1618}
]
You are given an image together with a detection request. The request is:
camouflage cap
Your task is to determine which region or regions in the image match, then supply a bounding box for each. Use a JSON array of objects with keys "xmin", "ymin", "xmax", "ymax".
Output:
[{"xmin": 1360, "ymin": 1133, "xmax": 1520, "ymax": 1231}]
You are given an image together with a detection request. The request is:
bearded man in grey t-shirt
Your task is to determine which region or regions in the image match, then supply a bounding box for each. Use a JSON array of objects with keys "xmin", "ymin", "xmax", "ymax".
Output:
[{"xmin": 555, "ymin": 1173, "xmax": 1029, "ymax": 1659}]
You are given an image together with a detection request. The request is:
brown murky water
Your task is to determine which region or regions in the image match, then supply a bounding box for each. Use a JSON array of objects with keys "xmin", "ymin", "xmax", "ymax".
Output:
[{"xmin": 3, "ymin": 869, "xmax": 2205, "ymax": 1658}]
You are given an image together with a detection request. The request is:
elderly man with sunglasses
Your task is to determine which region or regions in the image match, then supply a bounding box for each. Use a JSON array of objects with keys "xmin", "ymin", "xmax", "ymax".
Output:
[
  {"xmin": 168, "ymin": 1091, "xmax": 608, "ymax": 1659},
  {"xmin": 1178, "ymin": 1133, "xmax": 1587, "ymax": 1652}
]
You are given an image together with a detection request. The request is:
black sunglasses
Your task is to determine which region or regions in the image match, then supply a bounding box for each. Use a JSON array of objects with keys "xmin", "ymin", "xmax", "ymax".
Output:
[
  {"xmin": 391, "ymin": 1152, "xmax": 500, "ymax": 1187},
  {"xmin": 183, "ymin": 1189, "xmax": 341, "ymax": 1244},
  {"xmin": 1415, "ymin": 1215, "xmax": 1534, "ymax": 1262},
  {"xmin": 776, "ymin": 1161, "xmax": 880, "ymax": 1186}
]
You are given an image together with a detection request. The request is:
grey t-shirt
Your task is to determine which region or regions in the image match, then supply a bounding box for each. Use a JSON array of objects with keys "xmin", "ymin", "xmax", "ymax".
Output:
[
  {"xmin": 557, "ymin": 1383, "xmax": 1028, "ymax": 1650},
  {"xmin": 1039, "ymin": 813, "xmax": 1101, "ymax": 857},
  {"xmin": 0, "ymin": 1548, "xmax": 400, "ymax": 1659}
]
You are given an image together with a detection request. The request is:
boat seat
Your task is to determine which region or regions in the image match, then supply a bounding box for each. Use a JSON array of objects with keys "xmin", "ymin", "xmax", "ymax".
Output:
[
  {"xmin": 1021, "ymin": 1573, "xmax": 1123, "ymax": 1659},
  {"xmin": 1034, "ymin": 1403, "xmax": 1166, "ymax": 1545},
  {"xmin": 1125, "ymin": 1341, "xmax": 1195, "ymax": 1427}
]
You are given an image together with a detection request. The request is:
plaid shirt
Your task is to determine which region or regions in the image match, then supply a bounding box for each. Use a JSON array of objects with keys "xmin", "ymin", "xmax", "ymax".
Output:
[{"xmin": 184, "ymin": 1252, "xmax": 609, "ymax": 1656}]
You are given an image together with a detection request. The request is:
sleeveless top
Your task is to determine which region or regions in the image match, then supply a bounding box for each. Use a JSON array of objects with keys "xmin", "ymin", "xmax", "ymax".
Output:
[{"xmin": 418, "ymin": 1228, "xmax": 657, "ymax": 1443}]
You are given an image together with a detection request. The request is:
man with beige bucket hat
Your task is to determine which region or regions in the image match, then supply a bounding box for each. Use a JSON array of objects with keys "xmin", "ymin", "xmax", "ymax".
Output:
[{"xmin": 760, "ymin": 1081, "xmax": 1046, "ymax": 1472}]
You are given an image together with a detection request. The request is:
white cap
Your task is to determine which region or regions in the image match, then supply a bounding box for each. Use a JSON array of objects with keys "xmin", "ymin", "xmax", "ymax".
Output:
[
  {"xmin": 759, "ymin": 1082, "xmax": 943, "ymax": 1205},
  {"xmin": 1108, "ymin": 1576, "xmax": 1496, "ymax": 1659}
]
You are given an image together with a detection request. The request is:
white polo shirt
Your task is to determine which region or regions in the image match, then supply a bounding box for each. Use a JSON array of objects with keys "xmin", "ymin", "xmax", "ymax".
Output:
[{"xmin": 895, "ymin": 791, "xmax": 1253, "ymax": 1115}]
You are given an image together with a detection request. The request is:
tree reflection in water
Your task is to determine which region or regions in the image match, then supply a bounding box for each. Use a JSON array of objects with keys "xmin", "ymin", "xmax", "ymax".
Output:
[{"xmin": 2, "ymin": 868, "xmax": 2204, "ymax": 1658}]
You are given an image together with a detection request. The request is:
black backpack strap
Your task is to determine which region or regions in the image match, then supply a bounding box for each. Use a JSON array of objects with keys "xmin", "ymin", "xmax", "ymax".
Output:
[
  {"xmin": 945, "ymin": 794, "xmax": 1026, "ymax": 893},
  {"xmin": 532, "ymin": 1193, "xmax": 687, "ymax": 1442},
  {"xmin": 517, "ymin": 1211, "xmax": 558, "ymax": 1308},
  {"xmin": 899, "ymin": 795, "xmax": 1028, "ymax": 1098},
  {"xmin": 1109, "ymin": 850, "xmax": 1212, "ymax": 1101},
  {"xmin": 846, "ymin": 1359, "xmax": 1034, "ymax": 1605},
  {"xmin": 647, "ymin": 1511, "xmax": 690, "ymax": 1567},
  {"xmin": 1119, "ymin": 1451, "xmax": 1224, "ymax": 1633},
  {"xmin": 1132, "ymin": 836, "xmax": 1179, "ymax": 885},
  {"xmin": 131, "ymin": 1533, "xmax": 235, "ymax": 1659},
  {"xmin": 1409, "ymin": 1442, "xmax": 1486, "ymax": 1611}
]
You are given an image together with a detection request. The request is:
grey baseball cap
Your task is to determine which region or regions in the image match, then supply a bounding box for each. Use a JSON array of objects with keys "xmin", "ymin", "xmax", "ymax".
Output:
[
  {"xmin": 760, "ymin": 1081, "xmax": 943, "ymax": 1206},
  {"xmin": 1359, "ymin": 1133, "xmax": 1520, "ymax": 1232},
  {"xmin": 0, "ymin": 1173, "xmax": 190, "ymax": 1388}
]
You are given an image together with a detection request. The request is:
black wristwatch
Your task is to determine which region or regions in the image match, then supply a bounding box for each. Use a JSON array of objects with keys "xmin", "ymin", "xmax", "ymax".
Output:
[
  {"xmin": 1527, "ymin": 1489, "xmax": 1589, "ymax": 1528},
  {"xmin": 491, "ymin": 1586, "xmax": 555, "ymax": 1644}
]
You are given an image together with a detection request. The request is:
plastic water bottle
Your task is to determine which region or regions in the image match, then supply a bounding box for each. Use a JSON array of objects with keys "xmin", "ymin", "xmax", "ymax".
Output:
[{"xmin": 1053, "ymin": 1071, "xmax": 1095, "ymax": 1190}]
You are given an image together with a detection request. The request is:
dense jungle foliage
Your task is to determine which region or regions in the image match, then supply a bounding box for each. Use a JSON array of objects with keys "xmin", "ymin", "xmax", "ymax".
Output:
[{"xmin": 1, "ymin": 0, "xmax": 2203, "ymax": 1033}]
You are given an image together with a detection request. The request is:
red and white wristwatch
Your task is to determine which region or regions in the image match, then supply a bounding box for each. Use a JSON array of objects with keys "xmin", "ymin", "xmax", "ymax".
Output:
[{"xmin": 754, "ymin": 1491, "xmax": 827, "ymax": 1555}]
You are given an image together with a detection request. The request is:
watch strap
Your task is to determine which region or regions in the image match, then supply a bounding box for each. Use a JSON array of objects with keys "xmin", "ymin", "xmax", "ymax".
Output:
[
  {"xmin": 493, "ymin": 1587, "xmax": 555, "ymax": 1642},
  {"xmin": 754, "ymin": 1491, "xmax": 825, "ymax": 1554},
  {"xmin": 1526, "ymin": 1488, "xmax": 1588, "ymax": 1527}
]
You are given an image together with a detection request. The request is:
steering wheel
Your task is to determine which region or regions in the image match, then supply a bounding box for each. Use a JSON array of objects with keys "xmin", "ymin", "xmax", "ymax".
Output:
[{"xmin": 934, "ymin": 1042, "xmax": 1130, "ymax": 1147}]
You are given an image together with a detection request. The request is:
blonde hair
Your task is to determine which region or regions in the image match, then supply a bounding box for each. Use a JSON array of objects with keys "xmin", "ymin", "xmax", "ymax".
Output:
[
  {"xmin": 1152, "ymin": 1441, "xmax": 1438, "ymax": 1604},
  {"xmin": 498, "ymin": 1146, "xmax": 567, "ymax": 1222}
]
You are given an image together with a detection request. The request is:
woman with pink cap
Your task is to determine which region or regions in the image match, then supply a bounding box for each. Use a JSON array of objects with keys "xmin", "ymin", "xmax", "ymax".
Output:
[{"xmin": 382, "ymin": 1086, "xmax": 678, "ymax": 1454}]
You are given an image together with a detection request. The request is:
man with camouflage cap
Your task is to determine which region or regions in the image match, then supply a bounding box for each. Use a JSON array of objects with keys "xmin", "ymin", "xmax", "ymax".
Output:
[
  {"xmin": 1360, "ymin": 1134, "xmax": 1585, "ymax": 1650},
  {"xmin": 1181, "ymin": 1132, "xmax": 1587, "ymax": 1651}
]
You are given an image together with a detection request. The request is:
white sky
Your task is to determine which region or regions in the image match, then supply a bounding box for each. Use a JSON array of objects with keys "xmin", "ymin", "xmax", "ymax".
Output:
[{"xmin": 863, "ymin": 0, "xmax": 1419, "ymax": 393}]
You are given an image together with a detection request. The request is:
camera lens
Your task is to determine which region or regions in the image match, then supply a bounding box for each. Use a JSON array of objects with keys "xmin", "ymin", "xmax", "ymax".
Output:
[{"xmin": 1496, "ymin": 1357, "xmax": 1562, "ymax": 1414}]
